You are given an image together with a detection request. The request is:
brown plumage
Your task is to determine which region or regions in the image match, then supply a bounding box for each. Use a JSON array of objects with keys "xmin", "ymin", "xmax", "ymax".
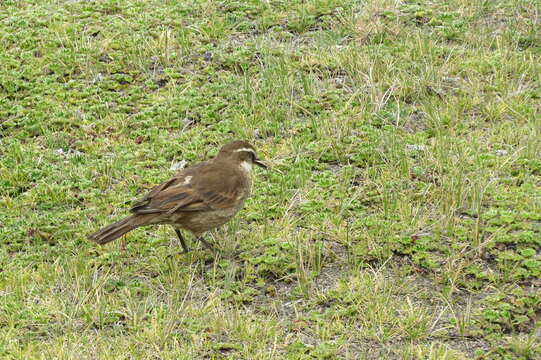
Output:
[{"xmin": 87, "ymin": 140, "xmax": 266, "ymax": 251}]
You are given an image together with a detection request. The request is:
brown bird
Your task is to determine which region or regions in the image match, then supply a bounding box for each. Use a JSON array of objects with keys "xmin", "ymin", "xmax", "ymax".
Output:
[{"xmin": 87, "ymin": 140, "xmax": 267, "ymax": 252}]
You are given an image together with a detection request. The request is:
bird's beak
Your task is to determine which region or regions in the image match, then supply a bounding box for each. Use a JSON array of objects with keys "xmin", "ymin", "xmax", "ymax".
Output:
[{"xmin": 254, "ymin": 158, "xmax": 268, "ymax": 169}]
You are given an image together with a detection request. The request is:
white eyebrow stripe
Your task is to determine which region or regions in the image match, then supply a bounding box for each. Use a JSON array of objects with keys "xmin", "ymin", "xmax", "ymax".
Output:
[{"xmin": 233, "ymin": 148, "xmax": 256, "ymax": 155}]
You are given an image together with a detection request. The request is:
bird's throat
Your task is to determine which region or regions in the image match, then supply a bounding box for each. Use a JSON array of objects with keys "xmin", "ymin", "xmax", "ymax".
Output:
[{"xmin": 240, "ymin": 161, "xmax": 252, "ymax": 173}]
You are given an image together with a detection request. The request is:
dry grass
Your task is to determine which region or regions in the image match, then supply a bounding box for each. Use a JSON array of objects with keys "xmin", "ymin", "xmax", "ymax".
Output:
[{"xmin": 1, "ymin": 0, "xmax": 540, "ymax": 358}]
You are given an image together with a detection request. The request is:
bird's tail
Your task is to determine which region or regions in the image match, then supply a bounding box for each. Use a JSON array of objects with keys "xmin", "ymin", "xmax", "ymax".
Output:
[{"xmin": 87, "ymin": 215, "xmax": 140, "ymax": 245}]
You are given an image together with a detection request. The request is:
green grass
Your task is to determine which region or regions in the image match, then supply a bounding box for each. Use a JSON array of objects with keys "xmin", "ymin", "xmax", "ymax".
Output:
[{"xmin": 1, "ymin": 0, "xmax": 540, "ymax": 358}]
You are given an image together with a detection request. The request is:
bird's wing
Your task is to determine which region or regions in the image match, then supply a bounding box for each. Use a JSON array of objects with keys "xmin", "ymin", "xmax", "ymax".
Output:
[
  {"xmin": 192, "ymin": 165, "xmax": 245, "ymax": 210},
  {"xmin": 130, "ymin": 162, "xmax": 244, "ymax": 215}
]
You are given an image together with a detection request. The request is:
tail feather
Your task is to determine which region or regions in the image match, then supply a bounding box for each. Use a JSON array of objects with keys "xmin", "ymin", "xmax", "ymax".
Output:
[{"xmin": 88, "ymin": 215, "xmax": 140, "ymax": 245}]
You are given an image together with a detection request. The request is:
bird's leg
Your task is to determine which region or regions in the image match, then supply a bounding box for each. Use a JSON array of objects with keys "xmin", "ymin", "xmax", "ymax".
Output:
[
  {"xmin": 174, "ymin": 228, "xmax": 190, "ymax": 253},
  {"xmin": 197, "ymin": 237, "xmax": 216, "ymax": 252}
]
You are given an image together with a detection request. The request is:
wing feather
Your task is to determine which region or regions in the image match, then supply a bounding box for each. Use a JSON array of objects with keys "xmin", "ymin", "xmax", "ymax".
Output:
[{"xmin": 129, "ymin": 160, "xmax": 246, "ymax": 215}]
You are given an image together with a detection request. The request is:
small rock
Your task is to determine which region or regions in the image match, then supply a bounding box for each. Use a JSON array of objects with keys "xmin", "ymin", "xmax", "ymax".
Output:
[
  {"xmin": 54, "ymin": 148, "xmax": 82, "ymax": 158},
  {"xmin": 329, "ymin": 164, "xmax": 342, "ymax": 173},
  {"xmin": 495, "ymin": 149, "xmax": 508, "ymax": 156},
  {"xmin": 98, "ymin": 55, "xmax": 112, "ymax": 63},
  {"xmin": 406, "ymin": 144, "xmax": 427, "ymax": 151},
  {"xmin": 442, "ymin": 76, "xmax": 460, "ymax": 82},
  {"xmin": 170, "ymin": 160, "xmax": 187, "ymax": 171},
  {"xmin": 93, "ymin": 73, "xmax": 104, "ymax": 83}
]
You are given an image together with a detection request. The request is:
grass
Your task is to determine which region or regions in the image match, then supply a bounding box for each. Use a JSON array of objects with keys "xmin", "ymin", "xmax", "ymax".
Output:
[{"xmin": 0, "ymin": 0, "xmax": 540, "ymax": 358}]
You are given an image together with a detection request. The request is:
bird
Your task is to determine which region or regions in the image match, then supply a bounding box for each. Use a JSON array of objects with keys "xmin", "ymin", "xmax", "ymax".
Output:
[{"xmin": 87, "ymin": 140, "xmax": 267, "ymax": 252}]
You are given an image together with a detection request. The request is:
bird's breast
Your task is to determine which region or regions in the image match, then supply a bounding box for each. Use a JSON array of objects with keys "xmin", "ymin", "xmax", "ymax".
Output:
[{"xmin": 178, "ymin": 205, "xmax": 244, "ymax": 234}]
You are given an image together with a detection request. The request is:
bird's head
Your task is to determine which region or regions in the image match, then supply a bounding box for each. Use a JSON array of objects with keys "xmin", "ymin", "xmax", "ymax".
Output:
[{"xmin": 217, "ymin": 140, "xmax": 267, "ymax": 172}]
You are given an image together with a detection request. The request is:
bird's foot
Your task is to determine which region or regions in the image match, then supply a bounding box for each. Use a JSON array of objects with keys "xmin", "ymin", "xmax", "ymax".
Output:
[
  {"xmin": 197, "ymin": 237, "xmax": 217, "ymax": 253},
  {"xmin": 174, "ymin": 229, "xmax": 190, "ymax": 253}
]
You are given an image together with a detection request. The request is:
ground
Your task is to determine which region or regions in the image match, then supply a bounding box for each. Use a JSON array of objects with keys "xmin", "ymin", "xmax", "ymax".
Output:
[{"xmin": 1, "ymin": 0, "xmax": 540, "ymax": 359}]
